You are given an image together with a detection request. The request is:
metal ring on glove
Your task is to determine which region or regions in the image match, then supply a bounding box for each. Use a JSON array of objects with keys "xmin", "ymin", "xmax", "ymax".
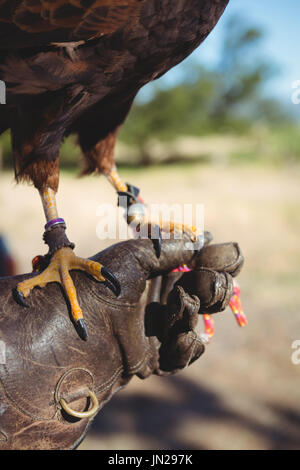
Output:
[{"xmin": 59, "ymin": 390, "xmax": 99, "ymax": 419}]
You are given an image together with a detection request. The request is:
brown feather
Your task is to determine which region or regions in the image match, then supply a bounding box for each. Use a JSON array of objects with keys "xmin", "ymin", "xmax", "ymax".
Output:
[
  {"xmin": 0, "ymin": 0, "xmax": 230, "ymax": 190},
  {"xmin": 0, "ymin": 0, "xmax": 143, "ymax": 43},
  {"xmin": 80, "ymin": 128, "xmax": 119, "ymax": 176}
]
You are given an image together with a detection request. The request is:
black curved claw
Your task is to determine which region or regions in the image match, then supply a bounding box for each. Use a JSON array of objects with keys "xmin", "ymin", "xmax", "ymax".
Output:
[
  {"xmin": 152, "ymin": 224, "xmax": 162, "ymax": 259},
  {"xmin": 13, "ymin": 287, "xmax": 30, "ymax": 308},
  {"xmin": 76, "ymin": 318, "xmax": 88, "ymax": 342},
  {"xmin": 101, "ymin": 267, "xmax": 121, "ymax": 297}
]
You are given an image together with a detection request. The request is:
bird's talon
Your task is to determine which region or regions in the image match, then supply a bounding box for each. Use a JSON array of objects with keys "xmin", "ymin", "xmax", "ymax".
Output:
[
  {"xmin": 101, "ymin": 266, "xmax": 121, "ymax": 297},
  {"xmin": 13, "ymin": 248, "xmax": 119, "ymax": 343},
  {"xmin": 75, "ymin": 318, "xmax": 88, "ymax": 341},
  {"xmin": 13, "ymin": 287, "xmax": 30, "ymax": 308}
]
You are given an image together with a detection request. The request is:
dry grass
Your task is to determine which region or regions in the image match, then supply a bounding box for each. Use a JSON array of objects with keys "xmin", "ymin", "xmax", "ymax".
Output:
[{"xmin": 1, "ymin": 162, "xmax": 300, "ymax": 450}]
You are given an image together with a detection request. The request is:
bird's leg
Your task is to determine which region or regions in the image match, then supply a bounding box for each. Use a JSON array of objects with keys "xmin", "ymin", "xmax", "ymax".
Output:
[
  {"xmin": 15, "ymin": 187, "xmax": 120, "ymax": 341},
  {"xmin": 107, "ymin": 167, "xmax": 128, "ymax": 194},
  {"xmin": 106, "ymin": 166, "xmax": 162, "ymax": 255},
  {"xmin": 106, "ymin": 166, "xmax": 204, "ymax": 256}
]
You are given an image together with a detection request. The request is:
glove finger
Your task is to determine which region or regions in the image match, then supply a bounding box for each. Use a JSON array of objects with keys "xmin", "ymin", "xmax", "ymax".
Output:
[
  {"xmin": 149, "ymin": 231, "xmax": 214, "ymax": 305},
  {"xmin": 193, "ymin": 242, "xmax": 244, "ymax": 277},
  {"xmin": 177, "ymin": 268, "xmax": 233, "ymax": 314},
  {"xmin": 159, "ymin": 331, "xmax": 205, "ymax": 372},
  {"xmin": 167, "ymin": 285, "xmax": 200, "ymax": 327}
]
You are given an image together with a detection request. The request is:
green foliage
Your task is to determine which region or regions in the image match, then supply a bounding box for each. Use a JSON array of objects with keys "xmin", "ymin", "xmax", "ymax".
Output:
[
  {"xmin": 0, "ymin": 131, "xmax": 12, "ymax": 169},
  {"xmin": 120, "ymin": 15, "xmax": 290, "ymax": 155},
  {"xmin": 60, "ymin": 136, "xmax": 82, "ymax": 168},
  {"xmin": 120, "ymin": 67, "xmax": 219, "ymax": 142},
  {"xmin": 117, "ymin": 15, "xmax": 295, "ymax": 167},
  {"xmin": 268, "ymin": 125, "xmax": 300, "ymax": 163}
]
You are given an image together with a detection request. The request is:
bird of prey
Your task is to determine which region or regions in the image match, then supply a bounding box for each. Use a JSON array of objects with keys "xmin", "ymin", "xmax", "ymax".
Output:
[{"xmin": 0, "ymin": 0, "xmax": 229, "ymax": 339}]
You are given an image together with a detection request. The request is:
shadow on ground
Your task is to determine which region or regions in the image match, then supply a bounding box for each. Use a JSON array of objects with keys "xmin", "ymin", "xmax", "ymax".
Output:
[{"xmin": 82, "ymin": 374, "xmax": 300, "ymax": 450}]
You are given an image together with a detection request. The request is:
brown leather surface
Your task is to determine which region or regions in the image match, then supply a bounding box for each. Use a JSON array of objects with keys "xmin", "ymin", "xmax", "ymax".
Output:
[{"xmin": 0, "ymin": 234, "xmax": 243, "ymax": 449}]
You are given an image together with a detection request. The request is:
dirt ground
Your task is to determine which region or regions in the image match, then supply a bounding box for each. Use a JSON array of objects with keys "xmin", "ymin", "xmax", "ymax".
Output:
[{"xmin": 1, "ymin": 162, "xmax": 300, "ymax": 450}]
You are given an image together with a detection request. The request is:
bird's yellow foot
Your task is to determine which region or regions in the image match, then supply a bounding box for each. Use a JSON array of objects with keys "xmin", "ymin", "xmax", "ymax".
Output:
[
  {"xmin": 135, "ymin": 220, "xmax": 203, "ymax": 258},
  {"xmin": 118, "ymin": 184, "xmax": 204, "ymax": 257},
  {"xmin": 14, "ymin": 247, "xmax": 120, "ymax": 341}
]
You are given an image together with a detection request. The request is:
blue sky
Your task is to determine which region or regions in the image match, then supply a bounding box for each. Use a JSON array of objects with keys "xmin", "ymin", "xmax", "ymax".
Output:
[
  {"xmin": 142, "ymin": 0, "xmax": 300, "ymax": 112},
  {"xmin": 204, "ymin": 0, "xmax": 300, "ymax": 102}
]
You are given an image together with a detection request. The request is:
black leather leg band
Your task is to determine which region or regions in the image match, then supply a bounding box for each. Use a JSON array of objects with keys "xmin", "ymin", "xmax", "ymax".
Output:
[{"xmin": 43, "ymin": 225, "xmax": 75, "ymax": 256}]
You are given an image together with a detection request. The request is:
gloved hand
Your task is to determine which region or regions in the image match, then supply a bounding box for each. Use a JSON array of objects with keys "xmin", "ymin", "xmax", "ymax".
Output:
[
  {"xmin": 139, "ymin": 235, "xmax": 244, "ymax": 375},
  {"xmin": 0, "ymin": 232, "xmax": 244, "ymax": 450}
]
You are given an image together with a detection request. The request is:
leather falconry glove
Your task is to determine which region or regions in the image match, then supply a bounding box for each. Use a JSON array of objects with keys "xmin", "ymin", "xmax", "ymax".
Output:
[{"xmin": 0, "ymin": 232, "xmax": 244, "ymax": 450}]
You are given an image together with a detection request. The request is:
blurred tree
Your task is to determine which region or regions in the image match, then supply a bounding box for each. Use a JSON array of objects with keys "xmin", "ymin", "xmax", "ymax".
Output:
[
  {"xmin": 209, "ymin": 16, "xmax": 285, "ymax": 129},
  {"xmin": 119, "ymin": 15, "xmax": 290, "ymax": 163},
  {"xmin": 120, "ymin": 66, "xmax": 219, "ymax": 164}
]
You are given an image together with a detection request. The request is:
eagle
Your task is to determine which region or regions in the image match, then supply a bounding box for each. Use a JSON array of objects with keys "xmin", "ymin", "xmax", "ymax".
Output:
[{"xmin": 0, "ymin": 0, "xmax": 229, "ymax": 339}]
